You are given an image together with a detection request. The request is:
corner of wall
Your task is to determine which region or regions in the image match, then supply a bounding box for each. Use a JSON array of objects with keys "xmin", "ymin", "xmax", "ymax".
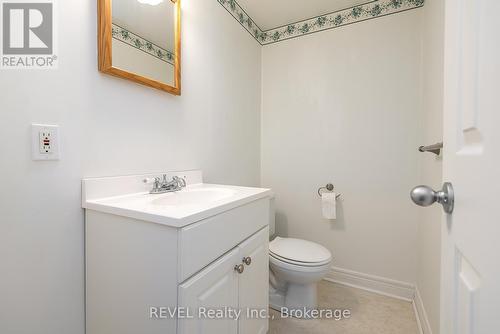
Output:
[{"xmin": 413, "ymin": 287, "xmax": 434, "ymax": 334}]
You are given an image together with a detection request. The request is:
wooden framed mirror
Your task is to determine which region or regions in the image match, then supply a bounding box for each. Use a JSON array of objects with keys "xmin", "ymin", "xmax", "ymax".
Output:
[{"xmin": 98, "ymin": 0, "xmax": 181, "ymax": 95}]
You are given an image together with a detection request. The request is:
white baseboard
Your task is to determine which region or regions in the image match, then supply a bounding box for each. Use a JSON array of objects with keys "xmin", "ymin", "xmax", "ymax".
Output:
[
  {"xmin": 412, "ymin": 300, "xmax": 424, "ymax": 334},
  {"xmin": 324, "ymin": 266, "xmax": 434, "ymax": 334},
  {"xmin": 324, "ymin": 266, "xmax": 415, "ymax": 302},
  {"xmin": 413, "ymin": 287, "xmax": 433, "ymax": 334}
]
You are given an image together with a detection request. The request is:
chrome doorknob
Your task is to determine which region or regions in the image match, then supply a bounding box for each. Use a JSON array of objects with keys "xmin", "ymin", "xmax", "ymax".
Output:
[
  {"xmin": 411, "ymin": 186, "xmax": 437, "ymax": 207},
  {"xmin": 410, "ymin": 182, "xmax": 454, "ymax": 214}
]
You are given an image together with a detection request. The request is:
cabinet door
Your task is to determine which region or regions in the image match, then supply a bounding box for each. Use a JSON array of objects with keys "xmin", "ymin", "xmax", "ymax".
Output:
[
  {"xmin": 178, "ymin": 248, "xmax": 239, "ymax": 334},
  {"xmin": 238, "ymin": 227, "xmax": 269, "ymax": 334}
]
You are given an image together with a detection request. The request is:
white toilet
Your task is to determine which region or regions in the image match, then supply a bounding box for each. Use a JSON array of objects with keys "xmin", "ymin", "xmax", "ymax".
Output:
[{"xmin": 268, "ymin": 236, "xmax": 332, "ymax": 312}]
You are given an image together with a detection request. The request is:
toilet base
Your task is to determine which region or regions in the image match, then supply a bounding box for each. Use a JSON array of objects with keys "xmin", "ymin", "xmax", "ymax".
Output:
[
  {"xmin": 269, "ymin": 287, "xmax": 285, "ymax": 311},
  {"xmin": 269, "ymin": 283, "xmax": 318, "ymax": 319}
]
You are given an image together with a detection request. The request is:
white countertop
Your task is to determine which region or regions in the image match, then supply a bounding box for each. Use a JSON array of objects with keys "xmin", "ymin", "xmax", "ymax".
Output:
[{"xmin": 83, "ymin": 183, "xmax": 272, "ymax": 227}]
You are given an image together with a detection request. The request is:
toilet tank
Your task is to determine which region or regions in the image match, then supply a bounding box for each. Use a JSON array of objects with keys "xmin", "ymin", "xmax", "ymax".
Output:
[{"xmin": 269, "ymin": 196, "xmax": 275, "ymax": 237}]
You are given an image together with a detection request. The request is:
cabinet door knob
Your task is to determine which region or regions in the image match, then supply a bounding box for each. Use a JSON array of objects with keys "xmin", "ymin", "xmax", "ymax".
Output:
[
  {"xmin": 242, "ymin": 256, "xmax": 252, "ymax": 266},
  {"xmin": 234, "ymin": 264, "xmax": 245, "ymax": 274}
]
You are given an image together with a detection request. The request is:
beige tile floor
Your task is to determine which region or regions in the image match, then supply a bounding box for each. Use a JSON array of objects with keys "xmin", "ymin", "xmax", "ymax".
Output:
[{"xmin": 269, "ymin": 281, "xmax": 419, "ymax": 334}]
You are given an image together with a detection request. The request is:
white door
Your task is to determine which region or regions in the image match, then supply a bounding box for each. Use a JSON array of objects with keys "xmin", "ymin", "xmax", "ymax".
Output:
[
  {"xmin": 238, "ymin": 227, "xmax": 269, "ymax": 334},
  {"xmin": 442, "ymin": 0, "xmax": 500, "ymax": 333},
  {"xmin": 178, "ymin": 248, "xmax": 240, "ymax": 334}
]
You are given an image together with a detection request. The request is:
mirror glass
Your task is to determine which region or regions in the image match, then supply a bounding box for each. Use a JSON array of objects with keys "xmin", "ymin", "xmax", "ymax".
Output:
[{"xmin": 111, "ymin": 0, "xmax": 177, "ymax": 87}]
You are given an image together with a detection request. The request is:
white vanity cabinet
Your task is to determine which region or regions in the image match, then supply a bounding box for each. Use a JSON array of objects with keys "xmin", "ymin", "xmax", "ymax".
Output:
[
  {"xmin": 84, "ymin": 171, "xmax": 271, "ymax": 334},
  {"xmin": 178, "ymin": 227, "xmax": 269, "ymax": 334},
  {"xmin": 238, "ymin": 227, "xmax": 270, "ymax": 334}
]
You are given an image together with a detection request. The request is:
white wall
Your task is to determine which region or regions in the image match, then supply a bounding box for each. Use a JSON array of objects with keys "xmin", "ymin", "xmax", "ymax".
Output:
[
  {"xmin": 261, "ymin": 11, "xmax": 422, "ymax": 284},
  {"xmin": 416, "ymin": 0, "xmax": 444, "ymax": 332},
  {"xmin": 0, "ymin": 0, "xmax": 261, "ymax": 333}
]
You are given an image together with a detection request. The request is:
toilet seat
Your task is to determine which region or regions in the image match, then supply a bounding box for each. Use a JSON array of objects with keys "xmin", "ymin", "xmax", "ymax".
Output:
[
  {"xmin": 270, "ymin": 252, "xmax": 331, "ymax": 267},
  {"xmin": 269, "ymin": 237, "xmax": 332, "ymax": 267}
]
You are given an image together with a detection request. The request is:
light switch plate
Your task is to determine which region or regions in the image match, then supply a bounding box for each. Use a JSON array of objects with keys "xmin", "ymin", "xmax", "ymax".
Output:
[{"xmin": 32, "ymin": 124, "xmax": 60, "ymax": 160}]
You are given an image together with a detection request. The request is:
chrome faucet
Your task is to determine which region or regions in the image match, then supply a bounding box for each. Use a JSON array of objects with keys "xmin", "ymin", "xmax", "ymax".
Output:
[{"xmin": 144, "ymin": 175, "xmax": 186, "ymax": 194}]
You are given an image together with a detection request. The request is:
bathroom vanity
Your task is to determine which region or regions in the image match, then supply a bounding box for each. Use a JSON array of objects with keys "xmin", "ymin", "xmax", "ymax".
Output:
[{"xmin": 82, "ymin": 171, "xmax": 272, "ymax": 334}]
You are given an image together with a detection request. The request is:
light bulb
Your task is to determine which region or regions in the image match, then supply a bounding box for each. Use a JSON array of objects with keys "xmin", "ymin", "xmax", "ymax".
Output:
[{"xmin": 137, "ymin": 0, "xmax": 164, "ymax": 5}]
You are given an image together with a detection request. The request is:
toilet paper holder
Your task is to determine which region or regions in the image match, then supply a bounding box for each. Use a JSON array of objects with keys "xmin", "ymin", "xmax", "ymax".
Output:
[{"xmin": 317, "ymin": 183, "xmax": 342, "ymax": 200}]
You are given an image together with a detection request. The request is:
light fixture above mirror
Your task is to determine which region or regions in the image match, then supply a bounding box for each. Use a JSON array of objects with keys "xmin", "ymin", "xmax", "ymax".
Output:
[{"xmin": 137, "ymin": 0, "xmax": 164, "ymax": 6}]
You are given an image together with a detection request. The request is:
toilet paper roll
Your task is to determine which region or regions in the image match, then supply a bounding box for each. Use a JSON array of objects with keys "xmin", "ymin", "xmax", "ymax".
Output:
[{"xmin": 322, "ymin": 192, "xmax": 336, "ymax": 220}]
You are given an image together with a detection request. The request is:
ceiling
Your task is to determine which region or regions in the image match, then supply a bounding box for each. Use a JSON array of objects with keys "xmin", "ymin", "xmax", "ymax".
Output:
[
  {"xmin": 112, "ymin": 0, "xmax": 175, "ymax": 51},
  {"xmin": 236, "ymin": 0, "xmax": 370, "ymax": 31}
]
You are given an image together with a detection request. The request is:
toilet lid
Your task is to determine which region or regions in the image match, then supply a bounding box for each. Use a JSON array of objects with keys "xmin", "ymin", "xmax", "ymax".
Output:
[{"xmin": 269, "ymin": 237, "xmax": 332, "ymax": 264}]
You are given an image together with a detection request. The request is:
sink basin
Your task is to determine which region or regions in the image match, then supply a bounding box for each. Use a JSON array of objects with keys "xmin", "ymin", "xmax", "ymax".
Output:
[
  {"xmin": 151, "ymin": 187, "xmax": 236, "ymax": 207},
  {"xmin": 82, "ymin": 171, "xmax": 272, "ymax": 228}
]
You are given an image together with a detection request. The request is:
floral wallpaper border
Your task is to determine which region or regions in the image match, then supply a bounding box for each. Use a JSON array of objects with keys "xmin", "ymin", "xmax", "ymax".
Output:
[
  {"xmin": 217, "ymin": 0, "xmax": 264, "ymax": 42},
  {"xmin": 112, "ymin": 24, "xmax": 175, "ymax": 65},
  {"xmin": 217, "ymin": 0, "xmax": 424, "ymax": 45}
]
